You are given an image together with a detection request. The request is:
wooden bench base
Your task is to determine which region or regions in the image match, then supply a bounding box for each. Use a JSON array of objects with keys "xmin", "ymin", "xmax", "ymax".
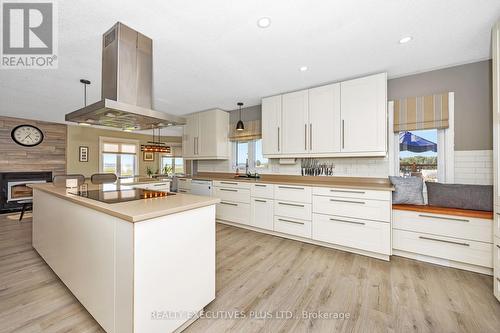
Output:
[{"xmin": 392, "ymin": 204, "xmax": 493, "ymax": 220}]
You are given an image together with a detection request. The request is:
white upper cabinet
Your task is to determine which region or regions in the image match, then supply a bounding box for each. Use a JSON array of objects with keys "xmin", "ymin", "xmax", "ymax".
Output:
[
  {"xmin": 261, "ymin": 95, "xmax": 282, "ymax": 155},
  {"xmin": 182, "ymin": 109, "xmax": 229, "ymax": 160},
  {"xmin": 308, "ymin": 83, "xmax": 341, "ymax": 153},
  {"xmin": 340, "ymin": 73, "xmax": 387, "ymax": 154},
  {"xmin": 261, "ymin": 73, "xmax": 387, "ymax": 158},
  {"xmin": 282, "ymin": 90, "xmax": 309, "ymax": 154}
]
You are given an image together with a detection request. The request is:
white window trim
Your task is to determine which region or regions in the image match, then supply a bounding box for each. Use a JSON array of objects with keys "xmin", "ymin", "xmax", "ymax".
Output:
[
  {"xmin": 98, "ymin": 136, "xmax": 140, "ymax": 177},
  {"xmin": 232, "ymin": 140, "xmax": 269, "ymax": 172},
  {"xmin": 160, "ymin": 155, "xmax": 185, "ymax": 174},
  {"xmin": 388, "ymin": 92, "xmax": 455, "ymax": 184}
]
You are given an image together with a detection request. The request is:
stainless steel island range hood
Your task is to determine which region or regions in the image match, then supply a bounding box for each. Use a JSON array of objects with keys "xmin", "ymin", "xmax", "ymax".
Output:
[{"xmin": 65, "ymin": 22, "xmax": 185, "ymax": 130}]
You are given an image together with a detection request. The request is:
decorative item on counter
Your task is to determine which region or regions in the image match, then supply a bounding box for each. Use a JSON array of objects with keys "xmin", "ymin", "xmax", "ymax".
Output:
[
  {"xmin": 66, "ymin": 178, "xmax": 78, "ymax": 189},
  {"xmin": 146, "ymin": 166, "xmax": 154, "ymax": 178},
  {"xmin": 300, "ymin": 158, "xmax": 335, "ymax": 176}
]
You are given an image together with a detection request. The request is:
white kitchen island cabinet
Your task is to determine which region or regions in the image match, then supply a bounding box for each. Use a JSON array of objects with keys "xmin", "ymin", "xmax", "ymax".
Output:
[{"xmin": 31, "ymin": 184, "xmax": 219, "ymax": 333}]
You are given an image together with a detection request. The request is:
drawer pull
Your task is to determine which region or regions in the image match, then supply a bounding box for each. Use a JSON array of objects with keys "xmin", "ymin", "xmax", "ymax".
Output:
[
  {"xmin": 278, "ymin": 218, "xmax": 304, "ymax": 225},
  {"xmin": 255, "ymin": 184, "xmax": 267, "ymax": 187},
  {"xmin": 153, "ymin": 183, "xmax": 166, "ymax": 186},
  {"xmin": 329, "ymin": 189, "xmax": 365, "ymax": 194},
  {"xmin": 220, "ymin": 188, "xmax": 238, "ymax": 192},
  {"xmin": 329, "ymin": 199, "xmax": 365, "ymax": 205},
  {"xmin": 220, "ymin": 201, "xmax": 238, "ymax": 206},
  {"xmin": 497, "ymin": 245, "xmax": 500, "ymax": 249},
  {"xmin": 278, "ymin": 202, "xmax": 305, "ymax": 208},
  {"xmin": 220, "ymin": 182, "xmax": 238, "ymax": 185},
  {"xmin": 278, "ymin": 186, "xmax": 304, "ymax": 190},
  {"xmin": 418, "ymin": 236, "xmax": 470, "ymax": 247},
  {"xmin": 329, "ymin": 218, "xmax": 365, "ymax": 226},
  {"xmin": 418, "ymin": 214, "xmax": 469, "ymax": 222},
  {"xmin": 178, "ymin": 190, "xmax": 187, "ymax": 193},
  {"xmin": 497, "ymin": 277, "xmax": 500, "ymax": 283},
  {"xmin": 254, "ymin": 199, "xmax": 267, "ymax": 203}
]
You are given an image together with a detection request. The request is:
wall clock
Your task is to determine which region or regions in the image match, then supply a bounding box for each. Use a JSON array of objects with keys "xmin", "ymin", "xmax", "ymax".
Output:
[{"xmin": 11, "ymin": 124, "xmax": 44, "ymax": 147}]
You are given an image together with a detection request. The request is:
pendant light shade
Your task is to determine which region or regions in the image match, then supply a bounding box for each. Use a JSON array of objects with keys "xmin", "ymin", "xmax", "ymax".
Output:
[{"xmin": 236, "ymin": 102, "xmax": 244, "ymax": 131}]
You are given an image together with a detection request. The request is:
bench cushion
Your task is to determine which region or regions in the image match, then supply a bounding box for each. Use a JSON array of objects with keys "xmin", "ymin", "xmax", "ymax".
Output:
[{"xmin": 425, "ymin": 182, "xmax": 493, "ymax": 212}]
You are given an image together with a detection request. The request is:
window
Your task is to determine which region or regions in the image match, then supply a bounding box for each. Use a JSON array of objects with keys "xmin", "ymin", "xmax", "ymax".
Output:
[
  {"xmin": 233, "ymin": 139, "xmax": 268, "ymax": 171},
  {"xmin": 399, "ymin": 129, "xmax": 438, "ymax": 182},
  {"xmin": 99, "ymin": 137, "xmax": 139, "ymax": 177},
  {"xmin": 160, "ymin": 156, "xmax": 184, "ymax": 174}
]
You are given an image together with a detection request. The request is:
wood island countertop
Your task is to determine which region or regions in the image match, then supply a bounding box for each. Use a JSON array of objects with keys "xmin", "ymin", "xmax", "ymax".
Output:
[
  {"xmin": 30, "ymin": 183, "xmax": 220, "ymax": 223},
  {"xmin": 192, "ymin": 172, "xmax": 395, "ymax": 191}
]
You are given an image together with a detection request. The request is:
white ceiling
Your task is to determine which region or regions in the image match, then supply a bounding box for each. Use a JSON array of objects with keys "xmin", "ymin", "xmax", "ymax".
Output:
[{"xmin": 1, "ymin": 0, "xmax": 499, "ymax": 131}]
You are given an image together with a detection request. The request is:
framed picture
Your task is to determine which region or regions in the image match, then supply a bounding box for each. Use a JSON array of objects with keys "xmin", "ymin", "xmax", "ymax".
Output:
[
  {"xmin": 143, "ymin": 152, "xmax": 154, "ymax": 161},
  {"xmin": 79, "ymin": 146, "xmax": 89, "ymax": 162}
]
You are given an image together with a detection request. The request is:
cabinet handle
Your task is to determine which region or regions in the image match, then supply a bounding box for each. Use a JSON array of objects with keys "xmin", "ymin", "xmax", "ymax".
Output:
[
  {"xmin": 178, "ymin": 189, "xmax": 187, "ymax": 193},
  {"xmin": 496, "ymin": 244, "xmax": 500, "ymax": 249},
  {"xmin": 309, "ymin": 123, "xmax": 312, "ymax": 150},
  {"xmin": 418, "ymin": 236, "xmax": 470, "ymax": 247},
  {"xmin": 278, "ymin": 218, "xmax": 304, "ymax": 225},
  {"xmin": 497, "ymin": 277, "xmax": 500, "ymax": 283},
  {"xmin": 278, "ymin": 186, "xmax": 304, "ymax": 190},
  {"xmin": 193, "ymin": 138, "xmax": 196, "ymax": 155},
  {"xmin": 255, "ymin": 184, "xmax": 267, "ymax": 187},
  {"xmin": 418, "ymin": 214, "xmax": 469, "ymax": 222},
  {"xmin": 277, "ymin": 127, "xmax": 280, "ymax": 152},
  {"xmin": 220, "ymin": 182, "xmax": 238, "ymax": 185},
  {"xmin": 329, "ymin": 198, "xmax": 365, "ymax": 205},
  {"xmin": 220, "ymin": 188, "xmax": 237, "ymax": 192},
  {"xmin": 341, "ymin": 120, "xmax": 345, "ymax": 149},
  {"xmin": 153, "ymin": 184, "xmax": 166, "ymax": 187},
  {"xmin": 329, "ymin": 218, "xmax": 365, "ymax": 226},
  {"xmin": 220, "ymin": 201, "xmax": 238, "ymax": 206},
  {"xmin": 255, "ymin": 199, "xmax": 267, "ymax": 203},
  {"xmin": 304, "ymin": 124, "xmax": 307, "ymax": 151},
  {"xmin": 329, "ymin": 189, "xmax": 365, "ymax": 194},
  {"xmin": 278, "ymin": 202, "xmax": 305, "ymax": 208}
]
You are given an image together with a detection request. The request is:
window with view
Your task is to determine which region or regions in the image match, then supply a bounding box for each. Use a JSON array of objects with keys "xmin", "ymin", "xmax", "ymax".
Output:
[
  {"xmin": 100, "ymin": 139, "xmax": 138, "ymax": 177},
  {"xmin": 234, "ymin": 139, "xmax": 268, "ymax": 171},
  {"xmin": 160, "ymin": 156, "xmax": 184, "ymax": 174},
  {"xmin": 399, "ymin": 129, "xmax": 438, "ymax": 182}
]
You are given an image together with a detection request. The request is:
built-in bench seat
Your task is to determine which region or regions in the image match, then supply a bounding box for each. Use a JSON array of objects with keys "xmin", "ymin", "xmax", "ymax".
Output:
[
  {"xmin": 392, "ymin": 204, "xmax": 493, "ymax": 275},
  {"xmin": 393, "ymin": 204, "xmax": 493, "ymax": 219}
]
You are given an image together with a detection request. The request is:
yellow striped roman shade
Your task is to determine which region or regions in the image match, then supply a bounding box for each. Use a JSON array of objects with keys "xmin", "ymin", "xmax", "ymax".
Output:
[{"xmin": 393, "ymin": 93, "xmax": 449, "ymax": 132}]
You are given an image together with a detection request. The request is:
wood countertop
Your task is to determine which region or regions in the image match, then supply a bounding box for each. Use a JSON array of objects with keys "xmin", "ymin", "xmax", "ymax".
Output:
[
  {"xmin": 192, "ymin": 173, "xmax": 395, "ymax": 191},
  {"xmin": 30, "ymin": 183, "xmax": 219, "ymax": 223}
]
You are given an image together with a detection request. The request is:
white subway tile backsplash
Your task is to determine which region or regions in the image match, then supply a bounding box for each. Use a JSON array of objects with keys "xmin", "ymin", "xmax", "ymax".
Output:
[{"xmin": 454, "ymin": 150, "xmax": 493, "ymax": 185}]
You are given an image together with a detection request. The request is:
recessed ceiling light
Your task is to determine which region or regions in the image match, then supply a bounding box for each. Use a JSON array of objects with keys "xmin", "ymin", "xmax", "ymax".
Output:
[
  {"xmin": 299, "ymin": 66, "xmax": 308, "ymax": 72},
  {"xmin": 257, "ymin": 17, "xmax": 271, "ymax": 28},
  {"xmin": 399, "ymin": 36, "xmax": 413, "ymax": 44}
]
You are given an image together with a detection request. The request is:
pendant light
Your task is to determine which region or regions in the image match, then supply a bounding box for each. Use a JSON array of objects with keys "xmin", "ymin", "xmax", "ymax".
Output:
[{"xmin": 236, "ymin": 102, "xmax": 244, "ymax": 131}]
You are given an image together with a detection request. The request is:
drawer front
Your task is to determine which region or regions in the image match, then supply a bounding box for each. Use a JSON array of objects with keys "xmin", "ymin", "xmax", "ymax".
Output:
[
  {"xmin": 213, "ymin": 180, "xmax": 251, "ymax": 189},
  {"xmin": 250, "ymin": 198, "xmax": 274, "ymax": 230},
  {"xmin": 274, "ymin": 200, "xmax": 312, "ymax": 221},
  {"xmin": 313, "ymin": 187, "xmax": 391, "ymax": 201},
  {"xmin": 313, "ymin": 195, "xmax": 390, "ymax": 222},
  {"xmin": 146, "ymin": 182, "xmax": 170, "ymax": 192},
  {"xmin": 495, "ymin": 237, "xmax": 500, "ymax": 278},
  {"xmin": 250, "ymin": 183, "xmax": 274, "ymax": 199},
  {"xmin": 495, "ymin": 213, "xmax": 500, "ymax": 239},
  {"xmin": 312, "ymin": 213, "xmax": 390, "ymax": 255},
  {"xmin": 274, "ymin": 216, "xmax": 311, "ymax": 238},
  {"xmin": 177, "ymin": 178, "xmax": 191, "ymax": 190},
  {"xmin": 214, "ymin": 187, "xmax": 250, "ymax": 204},
  {"xmin": 216, "ymin": 201, "xmax": 250, "ymax": 225},
  {"xmin": 393, "ymin": 210, "xmax": 493, "ymax": 243},
  {"xmin": 393, "ymin": 229, "xmax": 493, "ymax": 268},
  {"xmin": 274, "ymin": 185, "xmax": 312, "ymax": 203}
]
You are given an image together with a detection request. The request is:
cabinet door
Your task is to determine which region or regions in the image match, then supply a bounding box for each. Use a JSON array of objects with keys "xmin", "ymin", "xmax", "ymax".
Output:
[
  {"xmin": 198, "ymin": 111, "xmax": 217, "ymax": 157},
  {"xmin": 250, "ymin": 198, "xmax": 274, "ymax": 230},
  {"xmin": 262, "ymin": 95, "xmax": 282, "ymax": 155},
  {"xmin": 282, "ymin": 90, "xmax": 309, "ymax": 154},
  {"xmin": 183, "ymin": 114, "xmax": 199, "ymax": 157},
  {"xmin": 340, "ymin": 73, "xmax": 387, "ymax": 153},
  {"xmin": 308, "ymin": 83, "xmax": 341, "ymax": 153}
]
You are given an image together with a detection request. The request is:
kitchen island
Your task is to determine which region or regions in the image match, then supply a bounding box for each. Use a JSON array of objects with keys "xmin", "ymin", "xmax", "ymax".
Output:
[{"xmin": 30, "ymin": 183, "xmax": 219, "ymax": 333}]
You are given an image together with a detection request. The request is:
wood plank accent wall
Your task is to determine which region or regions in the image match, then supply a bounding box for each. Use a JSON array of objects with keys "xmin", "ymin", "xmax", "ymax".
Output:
[{"xmin": 0, "ymin": 116, "xmax": 67, "ymax": 175}]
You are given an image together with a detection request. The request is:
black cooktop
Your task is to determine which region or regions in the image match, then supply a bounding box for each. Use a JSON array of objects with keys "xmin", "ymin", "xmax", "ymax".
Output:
[{"xmin": 72, "ymin": 189, "xmax": 174, "ymax": 204}]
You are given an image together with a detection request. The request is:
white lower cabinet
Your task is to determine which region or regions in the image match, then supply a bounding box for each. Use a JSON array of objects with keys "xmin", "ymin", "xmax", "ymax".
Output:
[
  {"xmin": 250, "ymin": 198, "xmax": 274, "ymax": 230},
  {"xmin": 216, "ymin": 201, "xmax": 250, "ymax": 225},
  {"xmin": 274, "ymin": 200, "xmax": 312, "ymax": 221},
  {"xmin": 313, "ymin": 195, "xmax": 390, "ymax": 222},
  {"xmin": 393, "ymin": 229, "xmax": 492, "ymax": 268},
  {"xmin": 213, "ymin": 187, "xmax": 250, "ymax": 204},
  {"xmin": 274, "ymin": 216, "xmax": 312, "ymax": 238},
  {"xmin": 312, "ymin": 213, "xmax": 391, "ymax": 255},
  {"xmin": 495, "ymin": 237, "xmax": 500, "ymax": 301}
]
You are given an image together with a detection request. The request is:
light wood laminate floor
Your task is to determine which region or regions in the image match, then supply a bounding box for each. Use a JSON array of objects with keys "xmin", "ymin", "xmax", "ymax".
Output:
[{"xmin": 1, "ymin": 213, "xmax": 500, "ymax": 333}]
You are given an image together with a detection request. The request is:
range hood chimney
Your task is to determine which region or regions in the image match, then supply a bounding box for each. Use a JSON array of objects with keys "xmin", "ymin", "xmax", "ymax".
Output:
[{"xmin": 65, "ymin": 22, "xmax": 185, "ymax": 130}]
